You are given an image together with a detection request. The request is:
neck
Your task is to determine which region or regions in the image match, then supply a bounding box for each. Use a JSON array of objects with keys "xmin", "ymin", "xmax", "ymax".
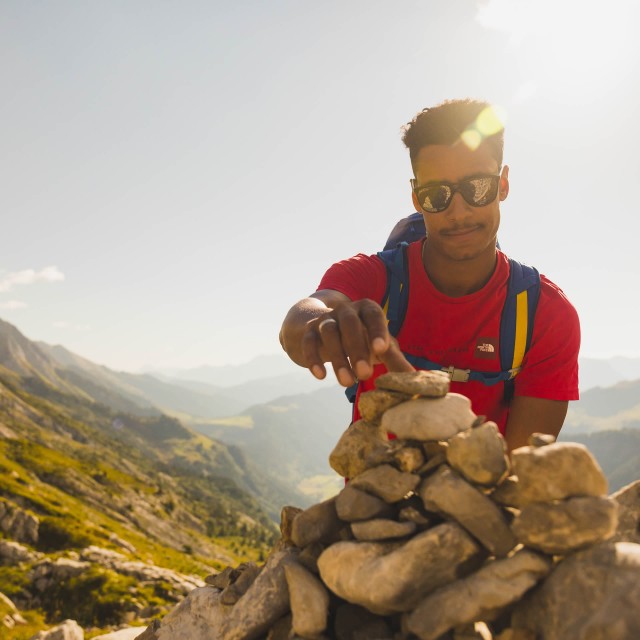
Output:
[{"xmin": 422, "ymin": 240, "xmax": 498, "ymax": 297}]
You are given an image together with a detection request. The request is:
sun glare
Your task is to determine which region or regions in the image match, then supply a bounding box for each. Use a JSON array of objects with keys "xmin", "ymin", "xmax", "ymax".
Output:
[
  {"xmin": 476, "ymin": 0, "xmax": 638, "ymax": 102},
  {"xmin": 461, "ymin": 105, "xmax": 506, "ymax": 150}
]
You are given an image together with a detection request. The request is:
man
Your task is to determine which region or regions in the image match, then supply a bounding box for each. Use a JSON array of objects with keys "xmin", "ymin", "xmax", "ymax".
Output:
[{"xmin": 279, "ymin": 99, "xmax": 580, "ymax": 451}]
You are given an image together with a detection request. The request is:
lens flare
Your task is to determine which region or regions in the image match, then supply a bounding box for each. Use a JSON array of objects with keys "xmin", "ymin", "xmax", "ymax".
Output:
[{"xmin": 460, "ymin": 105, "xmax": 506, "ymax": 150}]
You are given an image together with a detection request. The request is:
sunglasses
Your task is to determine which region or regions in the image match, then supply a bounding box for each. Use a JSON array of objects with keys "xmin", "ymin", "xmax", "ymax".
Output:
[{"xmin": 411, "ymin": 173, "xmax": 501, "ymax": 213}]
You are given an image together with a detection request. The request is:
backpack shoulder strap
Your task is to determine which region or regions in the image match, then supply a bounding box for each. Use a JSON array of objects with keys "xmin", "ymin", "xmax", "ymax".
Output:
[
  {"xmin": 500, "ymin": 258, "xmax": 541, "ymax": 385},
  {"xmin": 377, "ymin": 243, "xmax": 410, "ymax": 337}
]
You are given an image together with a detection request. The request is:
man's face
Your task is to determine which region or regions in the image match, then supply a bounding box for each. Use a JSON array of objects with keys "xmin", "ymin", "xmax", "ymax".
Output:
[{"xmin": 412, "ymin": 141, "xmax": 509, "ymax": 263}]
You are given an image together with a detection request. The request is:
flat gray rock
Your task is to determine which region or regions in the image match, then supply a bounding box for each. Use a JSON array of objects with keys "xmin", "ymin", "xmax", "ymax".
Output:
[
  {"xmin": 511, "ymin": 442, "xmax": 607, "ymax": 505},
  {"xmin": 329, "ymin": 419, "xmax": 387, "ymax": 478},
  {"xmin": 446, "ymin": 421, "xmax": 509, "ymax": 487},
  {"xmin": 511, "ymin": 496, "xmax": 619, "ymax": 554},
  {"xmin": 349, "ymin": 464, "xmax": 421, "ymax": 504},
  {"xmin": 419, "ymin": 465, "xmax": 516, "ymax": 557},
  {"xmin": 404, "ymin": 549, "xmax": 551, "ymax": 640},
  {"xmin": 381, "ymin": 394, "xmax": 476, "ymax": 441},
  {"xmin": 512, "ymin": 541, "xmax": 640, "ymax": 640},
  {"xmin": 335, "ymin": 485, "xmax": 395, "ymax": 522},
  {"xmin": 350, "ymin": 518, "xmax": 416, "ymax": 541},
  {"xmin": 284, "ymin": 562, "xmax": 330, "ymax": 638},
  {"xmin": 375, "ymin": 370, "xmax": 450, "ymax": 397},
  {"xmin": 317, "ymin": 522, "xmax": 482, "ymax": 615}
]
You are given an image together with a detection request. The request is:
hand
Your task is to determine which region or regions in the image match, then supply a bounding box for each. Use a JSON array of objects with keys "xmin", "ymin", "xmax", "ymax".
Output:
[{"xmin": 301, "ymin": 298, "xmax": 414, "ymax": 387}]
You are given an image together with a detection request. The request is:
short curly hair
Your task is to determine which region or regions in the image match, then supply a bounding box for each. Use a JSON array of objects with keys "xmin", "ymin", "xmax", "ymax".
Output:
[{"xmin": 402, "ymin": 99, "xmax": 504, "ymax": 175}]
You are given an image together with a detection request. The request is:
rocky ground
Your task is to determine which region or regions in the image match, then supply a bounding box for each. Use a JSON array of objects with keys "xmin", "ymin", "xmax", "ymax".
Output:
[
  {"xmin": 5, "ymin": 371, "xmax": 640, "ymax": 639},
  {"xmin": 134, "ymin": 371, "xmax": 640, "ymax": 640}
]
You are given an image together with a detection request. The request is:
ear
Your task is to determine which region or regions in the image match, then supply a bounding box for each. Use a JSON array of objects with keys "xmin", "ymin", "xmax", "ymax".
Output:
[
  {"xmin": 412, "ymin": 190, "xmax": 423, "ymax": 213},
  {"xmin": 499, "ymin": 165, "xmax": 510, "ymax": 201}
]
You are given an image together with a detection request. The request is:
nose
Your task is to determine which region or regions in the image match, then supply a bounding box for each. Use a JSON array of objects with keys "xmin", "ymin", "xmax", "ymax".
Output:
[{"xmin": 445, "ymin": 191, "xmax": 473, "ymax": 221}]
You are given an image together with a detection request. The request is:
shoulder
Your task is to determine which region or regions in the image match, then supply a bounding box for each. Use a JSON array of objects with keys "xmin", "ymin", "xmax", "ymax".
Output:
[
  {"xmin": 317, "ymin": 252, "xmax": 387, "ymax": 302},
  {"xmin": 537, "ymin": 274, "xmax": 580, "ymax": 323}
]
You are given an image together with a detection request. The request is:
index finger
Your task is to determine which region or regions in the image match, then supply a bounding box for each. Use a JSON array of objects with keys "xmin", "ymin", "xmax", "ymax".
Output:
[
  {"xmin": 355, "ymin": 299, "xmax": 392, "ymax": 356},
  {"xmin": 379, "ymin": 338, "xmax": 415, "ymax": 373}
]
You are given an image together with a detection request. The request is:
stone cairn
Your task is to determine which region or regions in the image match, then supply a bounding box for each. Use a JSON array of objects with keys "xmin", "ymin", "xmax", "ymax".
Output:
[{"xmin": 140, "ymin": 370, "xmax": 640, "ymax": 640}]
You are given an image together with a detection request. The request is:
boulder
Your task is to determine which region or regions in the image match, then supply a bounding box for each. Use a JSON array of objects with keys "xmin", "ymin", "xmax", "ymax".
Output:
[
  {"xmin": 511, "ymin": 442, "xmax": 607, "ymax": 504},
  {"xmin": 512, "ymin": 541, "xmax": 640, "ymax": 640},
  {"xmin": 511, "ymin": 496, "xmax": 619, "ymax": 554},
  {"xmin": 403, "ymin": 549, "xmax": 551, "ymax": 640},
  {"xmin": 317, "ymin": 522, "xmax": 482, "ymax": 615}
]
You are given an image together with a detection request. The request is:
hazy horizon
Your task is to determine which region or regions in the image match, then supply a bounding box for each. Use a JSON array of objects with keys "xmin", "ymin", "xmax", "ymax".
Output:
[{"xmin": 2, "ymin": 0, "xmax": 639, "ymax": 371}]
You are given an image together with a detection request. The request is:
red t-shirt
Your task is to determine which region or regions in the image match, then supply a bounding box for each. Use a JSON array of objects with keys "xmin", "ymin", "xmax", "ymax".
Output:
[{"xmin": 317, "ymin": 241, "xmax": 580, "ymax": 434}]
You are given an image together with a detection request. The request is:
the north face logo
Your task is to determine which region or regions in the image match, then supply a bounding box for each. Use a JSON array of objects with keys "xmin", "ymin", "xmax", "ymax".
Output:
[{"xmin": 475, "ymin": 337, "xmax": 498, "ymax": 359}]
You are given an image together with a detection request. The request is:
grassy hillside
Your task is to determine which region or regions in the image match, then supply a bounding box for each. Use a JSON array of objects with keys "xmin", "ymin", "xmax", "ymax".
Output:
[{"xmin": 0, "ymin": 365, "xmax": 281, "ymax": 636}]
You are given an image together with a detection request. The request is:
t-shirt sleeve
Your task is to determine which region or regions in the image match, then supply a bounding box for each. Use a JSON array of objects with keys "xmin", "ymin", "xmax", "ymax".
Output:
[
  {"xmin": 514, "ymin": 275, "xmax": 580, "ymax": 400},
  {"xmin": 317, "ymin": 253, "xmax": 387, "ymax": 303}
]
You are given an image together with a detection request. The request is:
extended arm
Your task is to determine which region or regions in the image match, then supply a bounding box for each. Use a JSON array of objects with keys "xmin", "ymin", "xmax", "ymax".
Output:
[
  {"xmin": 279, "ymin": 289, "xmax": 413, "ymax": 387},
  {"xmin": 503, "ymin": 395, "xmax": 568, "ymax": 453}
]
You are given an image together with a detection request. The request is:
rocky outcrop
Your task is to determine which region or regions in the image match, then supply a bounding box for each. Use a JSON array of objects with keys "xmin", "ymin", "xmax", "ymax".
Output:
[
  {"xmin": 29, "ymin": 618, "xmax": 84, "ymax": 639},
  {"xmin": 138, "ymin": 370, "xmax": 640, "ymax": 639},
  {"xmin": 0, "ymin": 498, "xmax": 39, "ymax": 543}
]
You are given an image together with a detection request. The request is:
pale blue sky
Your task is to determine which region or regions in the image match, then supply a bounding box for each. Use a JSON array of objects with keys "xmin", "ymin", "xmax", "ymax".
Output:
[{"xmin": 2, "ymin": 0, "xmax": 639, "ymax": 371}]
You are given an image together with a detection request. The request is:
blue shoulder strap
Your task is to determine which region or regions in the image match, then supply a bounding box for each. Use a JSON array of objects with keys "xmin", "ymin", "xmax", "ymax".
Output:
[{"xmin": 345, "ymin": 247, "xmax": 541, "ymax": 404}]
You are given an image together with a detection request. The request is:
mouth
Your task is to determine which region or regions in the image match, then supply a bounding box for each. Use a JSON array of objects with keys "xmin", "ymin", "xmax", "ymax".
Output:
[{"xmin": 441, "ymin": 225, "xmax": 482, "ymax": 237}]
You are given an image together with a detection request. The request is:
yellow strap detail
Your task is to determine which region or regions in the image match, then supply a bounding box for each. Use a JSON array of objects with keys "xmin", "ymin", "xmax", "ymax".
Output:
[{"xmin": 512, "ymin": 290, "xmax": 528, "ymax": 375}]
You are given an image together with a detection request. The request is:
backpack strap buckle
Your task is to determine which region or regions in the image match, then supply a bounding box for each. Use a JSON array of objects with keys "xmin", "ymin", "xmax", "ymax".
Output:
[{"xmin": 442, "ymin": 365, "xmax": 471, "ymax": 383}]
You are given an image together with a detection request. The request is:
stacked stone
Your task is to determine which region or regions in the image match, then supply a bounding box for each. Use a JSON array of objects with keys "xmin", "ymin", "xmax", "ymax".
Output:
[{"xmin": 163, "ymin": 370, "xmax": 638, "ymax": 640}]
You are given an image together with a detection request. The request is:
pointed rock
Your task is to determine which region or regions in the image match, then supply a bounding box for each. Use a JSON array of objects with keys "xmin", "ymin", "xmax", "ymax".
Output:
[
  {"xmin": 403, "ymin": 549, "xmax": 551, "ymax": 640},
  {"xmin": 219, "ymin": 549, "xmax": 297, "ymax": 640},
  {"xmin": 419, "ymin": 465, "xmax": 516, "ymax": 556},
  {"xmin": 381, "ymin": 394, "xmax": 476, "ymax": 441}
]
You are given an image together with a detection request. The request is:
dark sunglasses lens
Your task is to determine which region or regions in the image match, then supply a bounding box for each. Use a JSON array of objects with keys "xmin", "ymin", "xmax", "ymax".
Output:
[
  {"xmin": 461, "ymin": 176, "xmax": 499, "ymax": 206},
  {"xmin": 418, "ymin": 185, "xmax": 451, "ymax": 212}
]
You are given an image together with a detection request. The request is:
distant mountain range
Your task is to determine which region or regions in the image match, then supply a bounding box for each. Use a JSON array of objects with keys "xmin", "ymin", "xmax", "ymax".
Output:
[{"xmin": 2, "ymin": 314, "xmax": 639, "ymax": 506}]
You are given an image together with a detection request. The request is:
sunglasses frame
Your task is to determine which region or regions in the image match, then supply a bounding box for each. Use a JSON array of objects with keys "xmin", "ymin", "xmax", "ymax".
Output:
[{"xmin": 411, "ymin": 173, "xmax": 501, "ymax": 214}]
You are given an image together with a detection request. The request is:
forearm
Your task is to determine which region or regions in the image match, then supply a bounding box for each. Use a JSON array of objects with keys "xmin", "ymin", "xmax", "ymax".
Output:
[{"xmin": 504, "ymin": 396, "xmax": 568, "ymax": 453}]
